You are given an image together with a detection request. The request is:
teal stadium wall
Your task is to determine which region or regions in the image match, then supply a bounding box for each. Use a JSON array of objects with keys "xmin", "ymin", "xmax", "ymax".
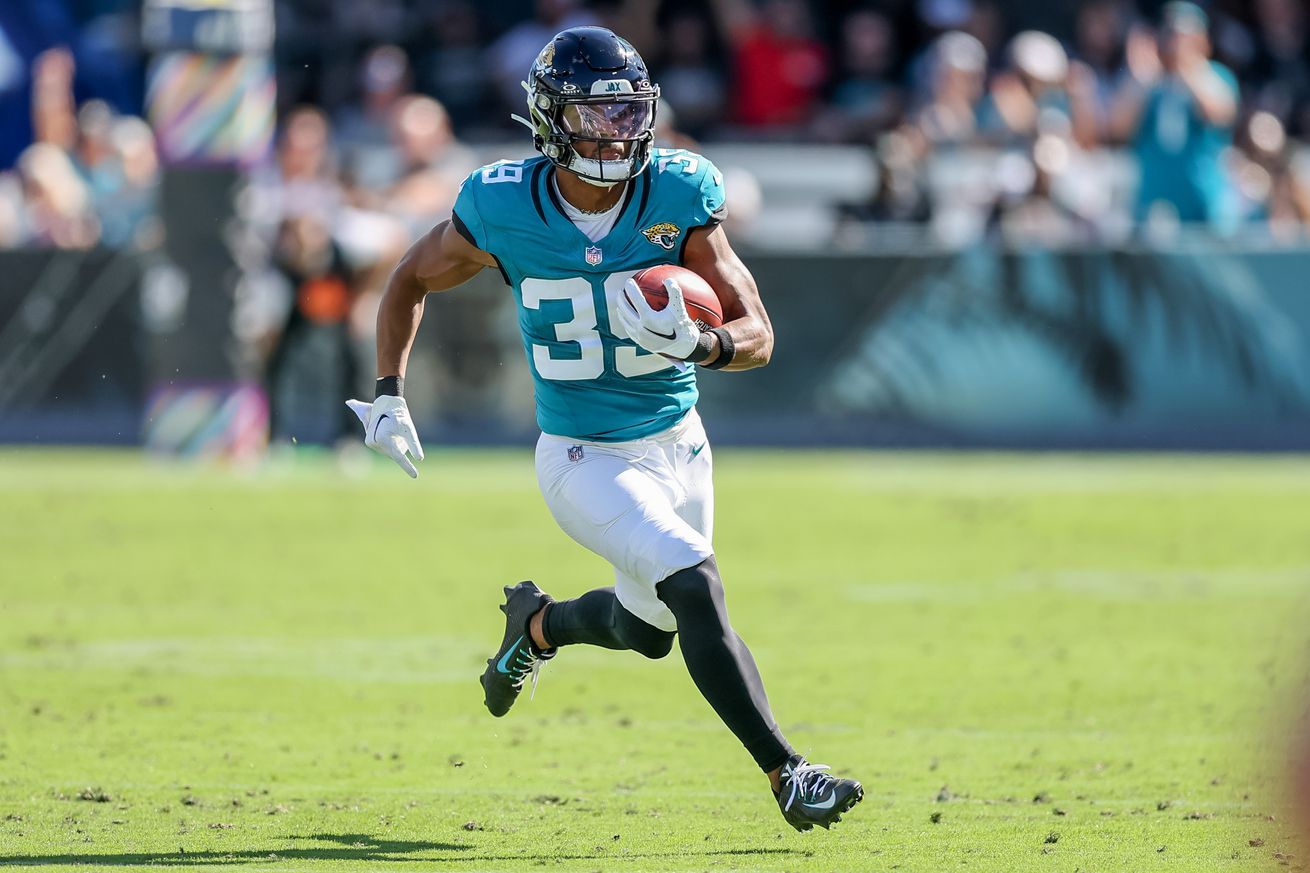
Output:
[{"xmin": 3, "ymin": 245, "xmax": 1310, "ymax": 449}]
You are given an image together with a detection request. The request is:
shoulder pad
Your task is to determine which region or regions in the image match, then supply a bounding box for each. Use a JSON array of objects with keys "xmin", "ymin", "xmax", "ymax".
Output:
[
  {"xmin": 648, "ymin": 148, "xmax": 727, "ymax": 228},
  {"xmin": 453, "ymin": 157, "xmax": 546, "ymax": 251}
]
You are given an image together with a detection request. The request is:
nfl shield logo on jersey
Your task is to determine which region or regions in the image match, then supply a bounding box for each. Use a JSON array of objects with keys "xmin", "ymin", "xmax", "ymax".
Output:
[
  {"xmin": 584, "ymin": 246, "xmax": 603, "ymax": 266},
  {"xmin": 567, "ymin": 445, "xmax": 584, "ymax": 462}
]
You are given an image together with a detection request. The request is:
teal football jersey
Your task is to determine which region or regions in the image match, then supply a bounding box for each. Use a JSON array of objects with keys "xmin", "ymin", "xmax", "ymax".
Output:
[{"xmin": 452, "ymin": 148, "xmax": 727, "ymax": 441}]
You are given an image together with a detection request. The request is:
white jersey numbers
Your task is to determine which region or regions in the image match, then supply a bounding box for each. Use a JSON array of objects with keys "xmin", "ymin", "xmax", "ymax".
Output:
[
  {"xmin": 520, "ymin": 272, "xmax": 673, "ymax": 381},
  {"xmin": 656, "ymin": 151, "xmax": 699, "ymax": 176},
  {"xmin": 481, "ymin": 160, "xmax": 526, "ymax": 184}
]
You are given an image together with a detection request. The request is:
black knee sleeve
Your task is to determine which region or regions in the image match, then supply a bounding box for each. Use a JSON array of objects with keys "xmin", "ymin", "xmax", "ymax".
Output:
[
  {"xmin": 616, "ymin": 606, "xmax": 676, "ymax": 660},
  {"xmin": 655, "ymin": 556, "xmax": 726, "ymax": 618}
]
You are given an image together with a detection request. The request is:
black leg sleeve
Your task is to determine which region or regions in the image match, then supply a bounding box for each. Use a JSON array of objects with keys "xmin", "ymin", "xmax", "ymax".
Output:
[
  {"xmin": 542, "ymin": 587, "xmax": 675, "ymax": 660},
  {"xmin": 656, "ymin": 557, "xmax": 795, "ymax": 773}
]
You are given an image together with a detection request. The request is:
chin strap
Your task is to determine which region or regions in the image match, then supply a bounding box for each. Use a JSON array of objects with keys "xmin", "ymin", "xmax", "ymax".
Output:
[{"xmin": 579, "ymin": 173, "xmax": 620, "ymax": 189}]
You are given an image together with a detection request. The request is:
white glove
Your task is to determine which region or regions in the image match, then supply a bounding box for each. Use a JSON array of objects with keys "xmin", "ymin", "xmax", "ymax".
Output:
[
  {"xmin": 615, "ymin": 276, "xmax": 702, "ymax": 360},
  {"xmin": 345, "ymin": 395, "xmax": 424, "ymax": 478}
]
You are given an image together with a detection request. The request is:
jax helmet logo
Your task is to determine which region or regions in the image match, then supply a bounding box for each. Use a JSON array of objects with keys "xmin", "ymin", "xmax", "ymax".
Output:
[{"xmin": 641, "ymin": 222, "xmax": 682, "ymax": 250}]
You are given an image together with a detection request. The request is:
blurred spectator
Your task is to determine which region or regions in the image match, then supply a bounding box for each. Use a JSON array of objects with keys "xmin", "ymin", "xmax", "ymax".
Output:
[
  {"xmin": 31, "ymin": 47, "xmax": 78, "ymax": 152},
  {"xmin": 1073, "ymin": 0, "xmax": 1130, "ymax": 116},
  {"xmin": 819, "ymin": 9, "xmax": 902, "ymax": 144},
  {"xmin": 418, "ymin": 0, "xmax": 488, "ymax": 131},
  {"xmin": 488, "ymin": 0, "xmax": 591, "ymax": 115},
  {"xmin": 980, "ymin": 30, "xmax": 1098, "ymax": 148},
  {"xmin": 1111, "ymin": 2, "xmax": 1239, "ymax": 231},
  {"xmin": 374, "ymin": 95, "xmax": 478, "ymax": 233},
  {"xmin": 8, "ymin": 1, "xmax": 1310, "ymax": 255},
  {"xmin": 712, "ymin": 0, "xmax": 829, "ymax": 131},
  {"xmin": 334, "ymin": 45, "xmax": 413, "ymax": 163},
  {"xmin": 0, "ymin": 2, "xmax": 143, "ymax": 168},
  {"xmin": 913, "ymin": 31, "xmax": 988, "ymax": 148},
  {"xmin": 265, "ymin": 213, "xmax": 360, "ymax": 445},
  {"xmin": 16, "ymin": 142, "xmax": 99, "ymax": 248},
  {"xmin": 0, "ymin": 36, "xmax": 163, "ymax": 251},
  {"xmin": 265, "ymin": 105, "xmax": 344, "ymax": 223},
  {"xmin": 68, "ymin": 101, "xmax": 161, "ymax": 249},
  {"xmin": 74, "ymin": 100, "xmax": 119, "ymax": 205},
  {"xmin": 100, "ymin": 115, "xmax": 160, "ymax": 249},
  {"xmin": 652, "ymin": 8, "xmax": 727, "ymax": 139}
]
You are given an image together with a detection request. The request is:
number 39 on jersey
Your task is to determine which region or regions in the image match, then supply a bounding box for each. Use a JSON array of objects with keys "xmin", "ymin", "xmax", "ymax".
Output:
[{"xmin": 451, "ymin": 148, "xmax": 727, "ymax": 442}]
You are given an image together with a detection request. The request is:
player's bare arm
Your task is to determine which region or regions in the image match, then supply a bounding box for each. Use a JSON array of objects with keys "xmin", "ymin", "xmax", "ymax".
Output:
[
  {"xmin": 375, "ymin": 219, "xmax": 496, "ymax": 379},
  {"xmin": 681, "ymin": 223, "xmax": 773, "ymax": 371},
  {"xmin": 345, "ymin": 220, "xmax": 494, "ymax": 477}
]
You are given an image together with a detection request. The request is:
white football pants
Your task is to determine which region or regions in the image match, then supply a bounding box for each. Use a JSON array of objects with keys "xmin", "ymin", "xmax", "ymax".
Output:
[{"xmin": 535, "ymin": 408, "xmax": 714, "ymax": 632}]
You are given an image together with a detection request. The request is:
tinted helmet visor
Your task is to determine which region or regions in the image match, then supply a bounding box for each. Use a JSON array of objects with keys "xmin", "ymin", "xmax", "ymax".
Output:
[{"xmin": 560, "ymin": 100, "xmax": 653, "ymax": 143}]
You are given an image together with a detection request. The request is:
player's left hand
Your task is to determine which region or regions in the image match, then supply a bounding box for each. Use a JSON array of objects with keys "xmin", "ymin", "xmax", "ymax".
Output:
[
  {"xmin": 616, "ymin": 276, "xmax": 702, "ymax": 360},
  {"xmin": 345, "ymin": 396, "xmax": 424, "ymax": 478}
]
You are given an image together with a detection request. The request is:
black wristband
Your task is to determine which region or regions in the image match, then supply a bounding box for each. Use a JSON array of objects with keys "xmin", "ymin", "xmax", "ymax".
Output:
[
  {"xmin": 702, "ymin": 327, "xmax": 735, "ymax": 370},
  {"xmin": 375, "ymin": 376, "xmax": 404, "ymax": 398},
  {"xmin": 683, "ymin": 330, "xmax": 716, "ymax": 364}
]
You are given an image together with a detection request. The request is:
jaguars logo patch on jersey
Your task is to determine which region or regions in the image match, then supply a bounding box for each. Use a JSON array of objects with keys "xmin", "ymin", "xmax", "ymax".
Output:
[{"xmin": 641, "ymin": 222, "xmax": 682, "ymax": 250}]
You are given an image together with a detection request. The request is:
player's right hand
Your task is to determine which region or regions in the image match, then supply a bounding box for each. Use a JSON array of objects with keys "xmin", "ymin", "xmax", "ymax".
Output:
[
  {"xmin": 345, "ymin": 395, "xmax": 425, "ymax": 478},
  {"xmin": 616, "ymin": 276, "xmax": 702, "ymax": 360}
]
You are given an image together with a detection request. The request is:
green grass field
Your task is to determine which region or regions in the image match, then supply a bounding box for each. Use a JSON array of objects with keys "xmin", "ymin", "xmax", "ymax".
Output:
[{"xmin": 1, "ymin": 449, "xmax": 1308, "ymax": 872}]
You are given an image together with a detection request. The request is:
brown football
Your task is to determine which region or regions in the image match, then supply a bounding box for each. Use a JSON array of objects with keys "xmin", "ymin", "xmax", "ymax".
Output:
[{"xmin": 630, "ymin": 264, "xmax": 724, "ymax": 330}]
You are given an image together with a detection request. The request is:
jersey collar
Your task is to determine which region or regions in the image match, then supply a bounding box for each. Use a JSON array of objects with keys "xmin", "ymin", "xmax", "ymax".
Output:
[{"xmin": 540, "ymin": 166, "xmax": 646, "ymax": 243}]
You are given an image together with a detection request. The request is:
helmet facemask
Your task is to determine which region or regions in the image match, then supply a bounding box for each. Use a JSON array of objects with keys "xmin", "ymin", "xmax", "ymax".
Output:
[{"xmin": 515, "ymin": 80, "xmax": 659, "ymax": 188}]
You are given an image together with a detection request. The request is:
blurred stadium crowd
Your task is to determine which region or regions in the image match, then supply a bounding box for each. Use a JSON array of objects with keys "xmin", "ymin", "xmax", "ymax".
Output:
[{"xmin": 4, "ymin": 0, "xmax": 1310, "ymax": 255}]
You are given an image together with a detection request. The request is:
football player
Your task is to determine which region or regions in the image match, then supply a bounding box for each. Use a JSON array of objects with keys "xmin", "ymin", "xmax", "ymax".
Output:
[{"xmin": 348, "ymin": 26, "xmax": 862, "ymax": 831}]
